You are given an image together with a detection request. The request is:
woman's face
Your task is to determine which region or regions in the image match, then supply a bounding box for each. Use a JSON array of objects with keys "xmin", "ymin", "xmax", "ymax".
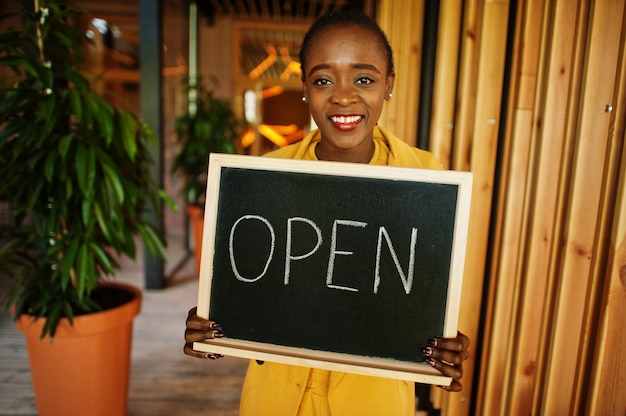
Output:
[{"xmin": 302, "ymin": 25, "xmax": 395, "ymax": 163}]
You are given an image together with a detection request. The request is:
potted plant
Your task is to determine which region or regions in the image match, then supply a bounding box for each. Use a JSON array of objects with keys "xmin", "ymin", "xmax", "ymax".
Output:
[
  {"xmin": 171, "ymin": 76, "xmax": 243, "ymax": 274},
  {"xmin": 0, "ymin": 1, "xmax": 175, "ymax": 415}
]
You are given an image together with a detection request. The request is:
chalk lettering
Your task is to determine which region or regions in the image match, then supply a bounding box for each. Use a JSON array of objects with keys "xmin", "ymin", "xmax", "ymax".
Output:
[
  {"xmin": 229, "ymin": 215, "xmax": 275, "ymax": 282},
  {"xmin": 229, "ymin": 215, "xmax": 418, "ymax": 294},
  {"xmin": 326, "ymin": 219, "xmax": 368, "ymax": 292},
  {"xmin": 284, "ymin": 217, "xmax": 323, "ymax": 285},
  {"xmin": 374, "ymin": 227, "xmax": 418, "ymax": 294}
]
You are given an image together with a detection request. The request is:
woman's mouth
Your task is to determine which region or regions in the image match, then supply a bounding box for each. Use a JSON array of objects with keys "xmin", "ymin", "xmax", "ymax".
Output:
[{"xmin": 329, "ymin": 115, "xmax": 364, "ymax": 131}]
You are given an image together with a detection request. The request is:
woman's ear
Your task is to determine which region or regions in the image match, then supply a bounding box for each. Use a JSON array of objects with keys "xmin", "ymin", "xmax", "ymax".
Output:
[
  {"xmin": 302, "ymin": 84, "xmax": 308, "ymax": 102},
  {"xmin": 385, "ymin": 72, "xmax": 395, "ymax": 100}
]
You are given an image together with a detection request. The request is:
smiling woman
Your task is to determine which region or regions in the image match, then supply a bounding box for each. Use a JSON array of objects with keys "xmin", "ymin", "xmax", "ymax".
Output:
[{"xmin": 184, "ymin": 10, "xmax": 470, "ymax": 416}]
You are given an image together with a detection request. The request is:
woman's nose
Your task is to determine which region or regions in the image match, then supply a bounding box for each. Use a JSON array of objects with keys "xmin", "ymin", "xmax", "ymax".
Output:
[{"xmin": 331, "ymin": 84, "xmax": 357, "ymax": 106}]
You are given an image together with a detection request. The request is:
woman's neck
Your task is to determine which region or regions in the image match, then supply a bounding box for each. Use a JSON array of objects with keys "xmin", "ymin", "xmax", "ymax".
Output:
[{"xmin": 315, "ymin": 140, "xmax": 375, "ymax": 164}]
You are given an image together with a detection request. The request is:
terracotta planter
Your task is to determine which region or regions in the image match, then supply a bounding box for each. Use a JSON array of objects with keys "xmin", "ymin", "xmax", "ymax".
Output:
[
  {"xmin": 15, "ymin": 281, "xmax": 142, "ymax": 416},
  {"xmin": 187, "ymin": 204, "xmax": 204, "ymax": 275}
]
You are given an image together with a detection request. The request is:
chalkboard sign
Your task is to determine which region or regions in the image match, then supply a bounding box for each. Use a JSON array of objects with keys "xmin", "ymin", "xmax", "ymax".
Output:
[{"xmin": 194, "ymin": 154, "xmax": 472, "ymax": 385}]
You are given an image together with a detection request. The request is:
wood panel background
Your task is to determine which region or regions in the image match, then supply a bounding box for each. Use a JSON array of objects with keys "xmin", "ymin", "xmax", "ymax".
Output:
[
  {"xmin": 377, "ymin": 0, "xmax": 424, "ymax": 146},
  {"xmin": 378, "ymin": 0, "xmax": 626, "ymax": 414}
]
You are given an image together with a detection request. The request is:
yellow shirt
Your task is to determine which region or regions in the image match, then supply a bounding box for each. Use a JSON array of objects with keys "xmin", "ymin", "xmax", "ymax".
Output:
[{"xmin": 239, "ymin": 126, "xmax": 442, "ymax": 416}]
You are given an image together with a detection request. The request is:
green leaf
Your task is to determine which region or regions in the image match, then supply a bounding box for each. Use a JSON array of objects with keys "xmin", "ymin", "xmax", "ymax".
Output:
[
  {"xmin": 59, "ymin": 135, "xmax": 72, "ymax": 159},
  {"xmin": 158, "ymin": 189, "xmax": 178, "ymax": 212},
  {"xmin": 63, "ymin": 303, "xmax": 75, "ymax": 327},
  {"xmin": 119, "ymin": 111, "xmax": 137, "ymax": 160},
  {"xmin": 42, "ymin": 302, "xmax": 62, "ymax": 340},
  {"xmin": 101, "ymin": 162, "xmax": 124, "ymax": 204},
  {"xmin": 43, "ymin": 148, "xmax": 57, "ymax": 183},
  {"xmin": 137, "ymin": 223, "xmax": 167, "ymax": 260},
  {"xmin": 81, "ymin": 192, "xmax": 94, "ymax": 229},
  {"xmin": 76, "ymin": 244, "xmax": 89, "ymax": 298},
  {"xmin": 60, "ymin": 239, "xmax": 80, "ymax": 290},
  {"xmin": 75, "ymin": 142, "xmax": 88, "ymax": 195},
  {"xmin": 65, "ymin": 70, "xmax": 89, "ymax": 91},
  {"xmin": 89, "ymin": 243, "xmax": 114, "ymax": 275},
  {"xmin": 139, "ymin": 120, "xmax": 157, "ymax": 143},
  {"xmin": 86, "ymin": 146, "xmax": 96, "ymax": 189},
  {"xmin": 39, "ymin": 97, "xmax": 57, "ymax": 138},
  {"xmin": 65, "ymin": 180, "xmax": 73, "ymax": 201},
  {"xmin": 89, "ymin": 94, "xmax": 114, "ymax": 145},
  {"xmin": 93, "ymin": 203, "xmax": 112, "ymax": 242},
  {"xmin": 75, "ymin": 143, "xmax": 96, "ymax": 198},
  {"xmin": 68, "ymin": 88, "xmax": 82, "ymax": 119}
]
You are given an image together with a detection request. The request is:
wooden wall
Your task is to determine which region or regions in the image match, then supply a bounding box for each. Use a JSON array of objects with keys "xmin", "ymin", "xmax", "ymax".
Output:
[
  {"xmin": 377, "ymin": 0, "xmax": 424, "ymax": 146},
  {"xmin": 379, "ymin": 0, "xmax": 626, "ymax": 414}
]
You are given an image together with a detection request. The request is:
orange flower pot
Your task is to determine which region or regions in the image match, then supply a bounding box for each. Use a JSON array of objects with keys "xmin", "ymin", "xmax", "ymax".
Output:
[
  {"xmin": 15, "ymin": 281, "xmax": 141, "ymax": 416},
  {"xmin": 187, "ymin": 204, "xmax": 204, "ymax": 275}
]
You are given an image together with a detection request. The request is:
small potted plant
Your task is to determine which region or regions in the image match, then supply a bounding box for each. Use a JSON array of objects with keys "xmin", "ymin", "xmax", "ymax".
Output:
[
  {"xmin": 0, "ymin": 1, "xmax": 175, "ymax": 415},
  {"xmin": 171, "ymin": 76, "xmax": 244, "ymax": 273}
]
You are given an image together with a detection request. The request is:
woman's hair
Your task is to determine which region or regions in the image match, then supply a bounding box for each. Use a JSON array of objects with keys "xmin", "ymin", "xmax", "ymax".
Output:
[{"xmin": 299, "ymin": 9, "xmax": 395, "ymax": 81}]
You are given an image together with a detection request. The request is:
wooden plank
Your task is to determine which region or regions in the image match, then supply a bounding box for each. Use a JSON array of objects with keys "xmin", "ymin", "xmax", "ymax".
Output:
[
  {"xmin": 502, "ymin": 0, "xmax": 582, "ymax": 413},
  {"xmin": 574, "ymin": 12, "xmax": 626, "ymax": 410},
  {"xmin": 443, "ymin": 1, "xmax": 510, "ymax": 414},
  {"xmin": 451, "ymin": 0, "xmax": 481, "ymax": 173},
  {"xmin": 475, "ymin": 0, "xmax": 536, "ymax": 412},
  {"xmin": 586, "ymin": 5, "xmax": 626, "ymax": 413},
  {"xmin": 587, "ymin": 97, "xmax": 626, "ymax": 414},
  {"xmin": 539, "ymin": 0, "xmax": 624, "ymax": 413},
  {"xmin": 426, "ymin": 0, "xmax": 467, "ymax": 403},
  {"xmin": 429, "ymin": 0, "xmax": 463, "ymax": 169},
  {"xmin": 436, "ymin": 0, "xmax": 481, "ymax": 412},
  {"xmin": 377, "ymin": 0, "xmax": 423, "ymax": 145}
]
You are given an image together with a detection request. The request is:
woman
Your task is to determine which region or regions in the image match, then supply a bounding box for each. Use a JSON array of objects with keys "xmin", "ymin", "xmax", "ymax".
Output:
[{"xmin": 185, "ymin": 10, "xmax": 470, "ymax": 416}]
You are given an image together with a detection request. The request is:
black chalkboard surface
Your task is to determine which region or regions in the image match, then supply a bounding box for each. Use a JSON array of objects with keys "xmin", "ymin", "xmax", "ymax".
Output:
[{"xmin": 194, "ymin": 154, "xmax": 472, "ymax": 385}]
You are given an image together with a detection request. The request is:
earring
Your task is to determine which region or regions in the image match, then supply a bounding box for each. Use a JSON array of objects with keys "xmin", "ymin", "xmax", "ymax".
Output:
[
  {"xmin": 301, "ymin": 96, "xmax": 307, "ymax": 102},
  {"xmin": 386, "ymin": 93, "xmax": 393, "ymax": 99}
]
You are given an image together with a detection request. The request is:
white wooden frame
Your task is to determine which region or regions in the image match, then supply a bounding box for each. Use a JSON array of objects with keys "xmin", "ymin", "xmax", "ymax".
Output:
[{"xmin": 194, "ymin": 154, "xmax": 473, "ymax": 385}]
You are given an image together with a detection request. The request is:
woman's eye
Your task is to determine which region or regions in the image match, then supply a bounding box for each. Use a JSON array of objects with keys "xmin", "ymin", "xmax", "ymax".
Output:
[
  {"xmin": 356, "ymin": 77, "xmax": 374, "ymax": 85},
  {"xmin": 313, "ymin": 78, "xmax": 331, "ymax": 86}
]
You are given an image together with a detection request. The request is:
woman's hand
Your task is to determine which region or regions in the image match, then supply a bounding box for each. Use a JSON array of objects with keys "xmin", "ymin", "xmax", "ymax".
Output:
[
  {"xmin": 183, "ymin": 307, "xmax": 225, "ymax": 359},
  {"xmin": 422, "ymin": 331, "xmax": 470, "ymax": 392}
]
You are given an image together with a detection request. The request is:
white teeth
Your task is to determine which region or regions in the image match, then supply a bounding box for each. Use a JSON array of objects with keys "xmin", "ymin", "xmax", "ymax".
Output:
[{"xmin": 330, "ymin": 115, "xmax": 361, "ymax": 124}]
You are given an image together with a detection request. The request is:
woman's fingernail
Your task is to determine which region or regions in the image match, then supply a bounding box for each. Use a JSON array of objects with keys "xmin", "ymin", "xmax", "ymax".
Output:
[
  {"xmin": 428, "ymin": 338, "xmax": 438, "ymax": 347},
  {"xmin": 214, "ymin": 331, "xmax": 224, "ymax": 338},
  {"xmin": 422, "ymin": 347, "xmax": 432, "ymax": 356},
  {"xmin": 425, "ymin": 357, "xmax": 436, "ymax": 366},
  {"xmin": 210, "ymin": 322, "xmax": 221, "ymax": 329}
]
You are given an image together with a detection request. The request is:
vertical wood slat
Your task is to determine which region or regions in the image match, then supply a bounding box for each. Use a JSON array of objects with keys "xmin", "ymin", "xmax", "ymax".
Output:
[
  {"xmin": 587, "ymin": 47, "xmax": 626, "ymax": 412},
  {"xmin": 435, "ymin": 0, "xmax": 482, "ymax": 412},
  {"xmin": 539, "ymin": 0, "xmax": 626, "ymax": 413},
  {"xmin": 476, "ymin": 0, "xmax": 543, "ymax": 413},
  {"xmin": 429, "ymin": 0, "xmax": 463, "ymax": 169},
  {"xmin": 377, "ymin": 0, "xmax": 423, "ymax": 146},
  {"xmin": 586, "ymin": 6, "xmax": 626, "ymax": 412},
  {"xmin": 450, "ymin": 0, "xmax": 480, "ymax": 172},
  {"xmin": 583, "ymin": 13, "xmax": 626, "ymax": 410},
  {"xmin": 499, "ymin": 1, "xmax": 583, "ymax": 414},
  {"xmin": 433, "ymin": 1, "xmax": 481, "ymax": 410},
  {"xmin": 442, "ymin": 1, "xmax": 511, "ymax": 414}
]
